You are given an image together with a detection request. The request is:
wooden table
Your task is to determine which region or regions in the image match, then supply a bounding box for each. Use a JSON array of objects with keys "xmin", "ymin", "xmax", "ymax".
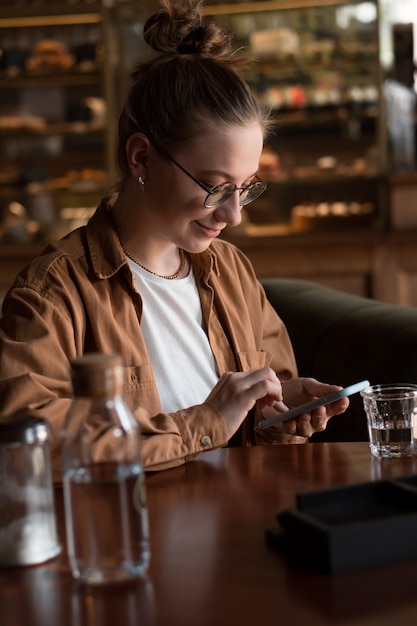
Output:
[{"xmin": 3, "ymin": 442, "xmax": 417, "ymax": 626}]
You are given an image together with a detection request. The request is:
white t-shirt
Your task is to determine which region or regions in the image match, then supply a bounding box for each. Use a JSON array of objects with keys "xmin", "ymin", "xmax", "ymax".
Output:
[{"xmin": 127, "ymin": 259, "xmax": 219, "ymax": 413}]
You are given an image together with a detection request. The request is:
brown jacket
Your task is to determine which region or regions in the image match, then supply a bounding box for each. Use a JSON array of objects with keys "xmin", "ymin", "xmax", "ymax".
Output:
[{"xmin": 0, "ymin": 199, "xmax": 297, "ymax": 480}]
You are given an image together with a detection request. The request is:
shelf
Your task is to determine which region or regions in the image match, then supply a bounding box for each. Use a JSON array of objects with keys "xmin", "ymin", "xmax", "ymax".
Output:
[
  {"xmin": 0, "ymin": 4, "xmax": 102, "ymax": 27},
  {"xmin": 247, "ymin": 66, "xmax": 379, "ymax": 87},
  {"xmin": 271, "ymin": 104, "xmax": 378, "ymax": 126},
  {"xmin": 0, "ymin": 121, "xmax": 106, "ymax": 137},
  {"xmin": 203, "ymin": 0, "xmax": 365, "ymax": 16},
  {"xmin": 0, "ymin": 70, "xmax": 101, "ymax": 89},
  {"xmin": 389, "ymin": 172, "xmax": 417, "ymax": 186},
  {"xmin": 0, "ymin": 183, "xmax": 106, "ymax": 197},
  {"xmin": 266, "ymin": 172, "xmax": 382, "ymax": 185}
]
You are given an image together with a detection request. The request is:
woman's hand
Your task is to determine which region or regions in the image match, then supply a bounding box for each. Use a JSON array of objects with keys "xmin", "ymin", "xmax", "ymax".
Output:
[
  {"xmin": 205, "ymin": 368, "xmax": 288, "ymax": 440},
  {"xmin": 278, "ymin": 377, "xmax": 350, "ymax": 438}
]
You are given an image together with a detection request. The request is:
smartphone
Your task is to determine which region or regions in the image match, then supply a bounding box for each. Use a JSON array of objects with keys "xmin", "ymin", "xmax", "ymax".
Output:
[{"xmin": 257, "ymin": 379, "xmax": 370, "ymax": 430}]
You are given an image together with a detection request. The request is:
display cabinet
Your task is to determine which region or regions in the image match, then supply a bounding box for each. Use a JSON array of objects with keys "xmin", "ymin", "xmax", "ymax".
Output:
[
  {"xmin": 0, "ymin": 1, "xmax": 112, "ymax": 243},
  {"xmin": 108, "ymin": 0, "xmax": 386, "ymax": 235},
  {"xmin": 207, "ymin": 0, "xmax": 386, "ymax": 234},
  {"xmin": 0, "ymin": 0, "xmax": 389, "ymax": 241}
]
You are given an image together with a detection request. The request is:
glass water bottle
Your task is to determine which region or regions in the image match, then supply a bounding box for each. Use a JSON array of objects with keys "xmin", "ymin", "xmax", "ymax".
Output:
[{"xmin": 62, "ymin": 353, "xmax": 150, "ymax": 585}]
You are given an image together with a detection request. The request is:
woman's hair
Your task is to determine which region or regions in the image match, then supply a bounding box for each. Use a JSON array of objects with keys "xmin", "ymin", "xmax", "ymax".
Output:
[{"xmin": 116, "ymin": 0, "xmax": 271, "ymax": 183}]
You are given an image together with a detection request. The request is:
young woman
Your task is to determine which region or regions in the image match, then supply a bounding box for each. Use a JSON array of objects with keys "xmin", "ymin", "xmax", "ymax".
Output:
[{"xmin": 0, "ymin": 0, "xmax": 348, "ymax": 480}]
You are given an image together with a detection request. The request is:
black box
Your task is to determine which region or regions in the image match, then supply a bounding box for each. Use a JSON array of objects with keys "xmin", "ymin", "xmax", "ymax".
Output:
[{"xmin": 269, "ymin": 477, "xmax": 417, "ymax": 575}]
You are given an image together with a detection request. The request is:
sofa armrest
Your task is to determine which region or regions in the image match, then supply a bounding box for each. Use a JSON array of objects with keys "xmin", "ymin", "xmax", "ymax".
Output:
[{"xmin": 261, "ymin": 277, "xmax": 417, "ymax": 442}]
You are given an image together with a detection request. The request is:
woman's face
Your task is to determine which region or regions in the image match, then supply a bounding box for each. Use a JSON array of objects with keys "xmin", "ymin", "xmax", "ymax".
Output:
[{"xmin": 143, "ymin": 121, "xmax": 264, "ymax": 254}]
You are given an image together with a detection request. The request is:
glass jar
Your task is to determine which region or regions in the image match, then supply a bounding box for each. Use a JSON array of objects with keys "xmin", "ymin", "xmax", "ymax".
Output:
[
  {"xmin": 62, "ymin": 353, "xmax": 150, "ymax": 585},
  {"xmin": 0, "ymin": 415, "xmax": 61, "ymax": 566}
]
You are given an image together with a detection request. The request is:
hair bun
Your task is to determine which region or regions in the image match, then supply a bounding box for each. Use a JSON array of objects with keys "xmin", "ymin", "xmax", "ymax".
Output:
[
  {"xmin": 142, "ymin": 0, "xmax": 238, "ymax": 62},
  {"xmin": 143, "ymin": 0, "xmax": 203, "ymax": 54},
  {"xmin": 177, "ymin": 26, "xmax": 204, "ymax": 55}
]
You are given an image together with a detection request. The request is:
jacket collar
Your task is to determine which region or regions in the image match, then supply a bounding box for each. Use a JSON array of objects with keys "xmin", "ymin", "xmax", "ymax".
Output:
[{"xmin": 85, "ymin": 197, "xmax": 126, "ymax": 279}]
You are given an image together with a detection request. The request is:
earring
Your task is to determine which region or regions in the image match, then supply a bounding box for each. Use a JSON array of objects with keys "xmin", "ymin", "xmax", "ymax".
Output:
[{"xmin": 138, "ymin": 176, "xmax": 145, "ymax": 192}]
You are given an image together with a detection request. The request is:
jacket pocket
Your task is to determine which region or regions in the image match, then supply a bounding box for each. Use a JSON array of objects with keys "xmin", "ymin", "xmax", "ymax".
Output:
[
  {"xmin": 236, "ymin": 350, "xmax": 272, "ymax": 372},
  {"xmin": 123, "ymin": 364, "xmax": 157, "ymax": 392},
  {"xmin": 123, "ymin": 364, "xmax": 162, "ymax": 414}
]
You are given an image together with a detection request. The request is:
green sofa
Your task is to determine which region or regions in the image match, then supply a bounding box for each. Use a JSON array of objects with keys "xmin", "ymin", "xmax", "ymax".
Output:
[{"xmin": 261, "ymin": 277, "xmax": 417, "ymax": 443}]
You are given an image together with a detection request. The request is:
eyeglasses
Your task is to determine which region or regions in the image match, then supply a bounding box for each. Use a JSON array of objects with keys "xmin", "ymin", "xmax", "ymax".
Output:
[{"xmin": 160, "ymin": 149, "xmax": 267, "ymax": 208}]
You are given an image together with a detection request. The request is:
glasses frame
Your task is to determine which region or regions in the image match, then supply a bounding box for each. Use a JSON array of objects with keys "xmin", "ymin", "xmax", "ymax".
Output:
[{"xmin": 156, "ymin": 147, "xmax": 267, "ymax": 208}]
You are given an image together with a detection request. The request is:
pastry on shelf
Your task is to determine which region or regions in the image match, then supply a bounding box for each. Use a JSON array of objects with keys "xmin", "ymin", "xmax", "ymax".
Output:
[
  {"xmin": 0, "ymin": 201, "xmax": 40, "ymax": 244},
  {"xmin": 291, "ymin": 200, "xmax": 375, "ymax": 232},
  {"xmin": 43, "ymin": 168, "xmax": 107, "ymax": 192},
  {"xmin": 0, "ymin": 115, "xmax": 46, "ymax": 130},
  {"xmin": 249, "ymin": 28, "xmax": 299, "ymax": 62},
  {"xmin": 26, "ymin": 40, "xmax": 75, "ymax": 73}
]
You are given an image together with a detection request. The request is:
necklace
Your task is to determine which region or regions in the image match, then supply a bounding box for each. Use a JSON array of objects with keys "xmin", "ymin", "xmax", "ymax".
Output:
[{"xmin": 122, "ymin": 245, "xmax": 186, "ymax": 280}]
